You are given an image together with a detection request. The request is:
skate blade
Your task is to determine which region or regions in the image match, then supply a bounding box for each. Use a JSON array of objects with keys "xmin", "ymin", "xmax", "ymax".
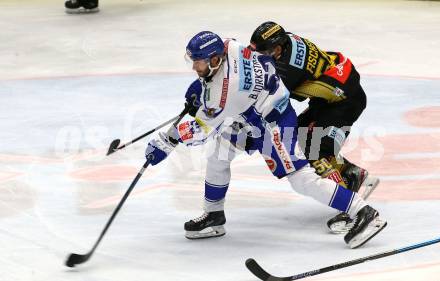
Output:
[
  {"xmin": 185, "ymin": 225, "xmax": 226, "ymax": 240},
  {"xmin": 360, "ymin": 176, "xmax": 380, "ymax": 200},
  {"xmin": 65, "ymin": 7, "xmax": 99, "ymax": 14},
  {"xmin": 348, "ymin": 217, "xmax": 387, "ymax": 249},
  {"xmin": 329, "ymin": 220, "xmax": 354, "ymax": 234}
]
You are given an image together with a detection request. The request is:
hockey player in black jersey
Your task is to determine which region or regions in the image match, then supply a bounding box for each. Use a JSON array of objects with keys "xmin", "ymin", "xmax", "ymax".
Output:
[{"xmin": 250, "ymin": 21, "xmax": 380, "ymax": 233}]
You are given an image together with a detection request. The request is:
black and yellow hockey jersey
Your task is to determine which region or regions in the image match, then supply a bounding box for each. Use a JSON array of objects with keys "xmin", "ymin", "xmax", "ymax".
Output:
[{"xmin": 276, "ymin": 33, "xmax": 361, "ymax": 104}]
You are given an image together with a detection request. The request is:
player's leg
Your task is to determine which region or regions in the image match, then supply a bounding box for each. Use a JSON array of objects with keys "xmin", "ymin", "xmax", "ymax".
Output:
[
  {"xmin": 296, "ymin": 66, "xmax": 376, "ymax": 193},
  {"xmin": 287, "ymin": 165, "xmax": 386, "ymax": 248},
  {"xmin": 184, "ymin": 124, "xmax": 251, "ymax": 239},
  {"xmin": 319, "ymin": 85, "xmax": 380, "ymax": 233},
  {"xmin": 298, "ymin": 104, "xmax": 355, "ymax": 232},
  {"xmin": 340, "ymin": 157, "xmax": 380, "ymax": 200},
  {"xmin": 297, "ymin": 100, "xmax": 351, "ymax": 189},
  {"xmin": 298, "ymin": 81, "xmax": 380, "ymax": 232},
  {"xmin": 316, "ymin": 65, "xmax": 378, "ymax": 196},
  {"xmin": 183, "ymin": 156, "xmax": 229, "ymax": 239},
  {"xmin": 184, "ymin": 136, "xmax": 230, "ymax": 239},
  {"xmin": 259, "ymin": 104, "xmax": 386, "ymax": 248}
]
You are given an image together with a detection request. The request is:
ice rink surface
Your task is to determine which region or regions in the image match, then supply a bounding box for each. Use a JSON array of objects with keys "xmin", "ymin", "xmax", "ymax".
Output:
[{"xmin": 1, "ymin": 0, "xmax": 440, "ymax": 280}]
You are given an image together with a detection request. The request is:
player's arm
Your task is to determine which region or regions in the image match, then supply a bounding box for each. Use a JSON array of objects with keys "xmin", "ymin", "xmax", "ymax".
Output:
[
  {"xmin": 145, "ymin": 80, "xmax": 220, "ymax": 165},
  {"xmin": 292, "ymin": 80, "xmax": 345, "ymax": 103},
  {"xmin": 144, "ymin": 108, "xmax": 224, "ymax": 165},
  {"xmin": 184, "ymin": 79, "xmax": 203, "ymax": 117},
  {"xmin": 175, "ymin": 106, "xmax": 225, "ymax": 146},
  {"xmin": 253, "ymin": 55, "xmax": 291, "ymax": 124}
]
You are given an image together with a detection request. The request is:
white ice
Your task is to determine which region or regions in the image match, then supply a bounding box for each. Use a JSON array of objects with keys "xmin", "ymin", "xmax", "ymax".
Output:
[{"xmin": 1, "ymin": 1, "xmax": 440, "ymax": 281}]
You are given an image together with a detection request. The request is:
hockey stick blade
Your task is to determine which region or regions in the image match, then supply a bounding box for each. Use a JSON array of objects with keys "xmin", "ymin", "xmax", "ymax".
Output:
[
  {"xmin": 65, "ymin": 253, "xmax": 91, "ymax": 268},
  {"xmin": 246, "ymin": 237, "xmax": 440, "ymax": 281},
  {"xmin": 246, "ymin": 258, "xmax": 291, "ymax": 281},
  {"xmin": 106, "ymin": 139, "xmax": 121, "ymax": 155}
]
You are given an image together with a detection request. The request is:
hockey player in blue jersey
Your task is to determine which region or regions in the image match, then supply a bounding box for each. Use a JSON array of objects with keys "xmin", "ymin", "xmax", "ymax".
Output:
[{"xmin": 145, "ymin": 31, "xmax": 387, "ymax": 248}]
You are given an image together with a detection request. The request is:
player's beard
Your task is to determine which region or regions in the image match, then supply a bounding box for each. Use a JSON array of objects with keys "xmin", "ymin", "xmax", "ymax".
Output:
[{"xmin": 196, "ymin": 68, "xmax": 209, "ymax": 78}]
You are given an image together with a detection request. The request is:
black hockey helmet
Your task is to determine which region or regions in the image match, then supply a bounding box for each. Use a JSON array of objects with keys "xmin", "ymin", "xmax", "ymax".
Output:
[{"xmin": 250, "ymin": 21, "xmax": 288, "ymax": 52}]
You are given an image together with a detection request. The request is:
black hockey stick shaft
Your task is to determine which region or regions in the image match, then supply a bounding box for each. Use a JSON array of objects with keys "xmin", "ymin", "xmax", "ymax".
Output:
[
  {"xmin": 65, "ymin": 158, "xmax": 152, "ymax": 267},
  {"xmin": 107, "ymin": 105, "xmax": 189, "ymax": 155},
  {"xmin": 246, "ymin": 237, "xmax": 440, "ymax": 281}
]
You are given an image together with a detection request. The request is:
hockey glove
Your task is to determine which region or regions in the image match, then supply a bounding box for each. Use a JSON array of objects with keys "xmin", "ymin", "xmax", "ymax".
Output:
[
  {"xmin": 184, "ymin": 79, "xmax": 202, "ymax": 117},
  {"xmin": 145, "ymin": 129, "xmax": 179, "ymax": 166}
]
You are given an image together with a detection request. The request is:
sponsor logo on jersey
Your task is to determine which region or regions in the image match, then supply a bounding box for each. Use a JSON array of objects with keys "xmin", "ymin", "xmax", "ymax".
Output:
[
  {"xmin": 178, "ymin": 121, "xmax": 193, "ymax": 141},
  {"xmin": 336, "ymin": 62, "xmax": 344, "ymax": 76},
  {"xmin": 252, "ymin": 54, "xmax": 264, "ymax": 95},
  {"xmin": 288, "ymin": 35, "xmax": 306, "ymax": 69},
  {"xmin": 304, "ymin": 39, "xmax": 320, "ymax": 75},
  {"xmin": 220, "ymin": 78, "xmax": 228, "ymax": 108},
  {"xmin": 264, "ymin": 157, "xmax": 277, "ymax": 172},
  {"xmin": 323, "ymin": 54, "xmax": 352, "ymax": 84},
  {"xmin": 239, "ymin": 47, "xmax": 253, "ymax": 91},
  {"xmin": 242, "ymin": 47, "xmax": 251, "ymax": 59},
  {"xmin": 262, "ymin": 24, "xmax": 281, "ymax": 40},
  {"xmin": 333, "ymin": 87, "xmax": 345, "ymax": 98},
  {"xmin": 272, "ymin": 128, "xmax": 294, "ymax": 173}
]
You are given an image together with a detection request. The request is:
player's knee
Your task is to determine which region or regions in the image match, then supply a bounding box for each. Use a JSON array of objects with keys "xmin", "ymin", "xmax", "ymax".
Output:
[
  {"xmin": 311, "ymin": 157, "xmax": 347, "ymax": 188},
  {"xmin": 287, "ymin": 165, "xmax": 320, "ymax": 195},
  {"xmin": 206, "ymin": 158, "xmax": 232, "ymax": 184}
]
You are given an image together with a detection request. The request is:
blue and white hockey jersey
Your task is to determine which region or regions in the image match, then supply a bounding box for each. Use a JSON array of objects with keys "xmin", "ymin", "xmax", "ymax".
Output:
[{"xmin": 176, "ymin": 40, "xmax": 308, "ymax": 178}]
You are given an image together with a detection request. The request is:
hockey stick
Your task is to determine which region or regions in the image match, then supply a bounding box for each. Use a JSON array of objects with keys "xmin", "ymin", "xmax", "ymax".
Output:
[
  {"xmin": 65, "ymin": 157, "xmax": 152, "ymax": 267},
  {"xmin": 245, "ymin": 237, "xmax": 440, "ymax": 281},
  {"xmin": 106, "ymin": 105, "xmax": 189, "ymax": 155}
]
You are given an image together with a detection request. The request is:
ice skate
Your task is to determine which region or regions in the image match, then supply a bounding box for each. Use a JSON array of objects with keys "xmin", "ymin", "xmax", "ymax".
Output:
[
  {"xmin": 344, "ymin": 205, "xmax": 387, "ymax": 249},
  {"xmin": 327, "ymin": 212, "xmax": 355, "ymax": 234},
  {"xmin": 184, "ymin": 211, "xmax": 226, "ymax": 239},
  {"xmin": 65, "ymin": 0, "xmax": 99, "ymax": 14},
  {"xmin": 327, "ymin": 165, "xmax": 380, "ymax": 234}
]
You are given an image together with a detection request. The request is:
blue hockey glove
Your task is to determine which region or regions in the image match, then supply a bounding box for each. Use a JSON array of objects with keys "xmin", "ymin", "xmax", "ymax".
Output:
[{"xmin": 145, "ymin": 130, "xmax": 179, "ymax": 166}]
